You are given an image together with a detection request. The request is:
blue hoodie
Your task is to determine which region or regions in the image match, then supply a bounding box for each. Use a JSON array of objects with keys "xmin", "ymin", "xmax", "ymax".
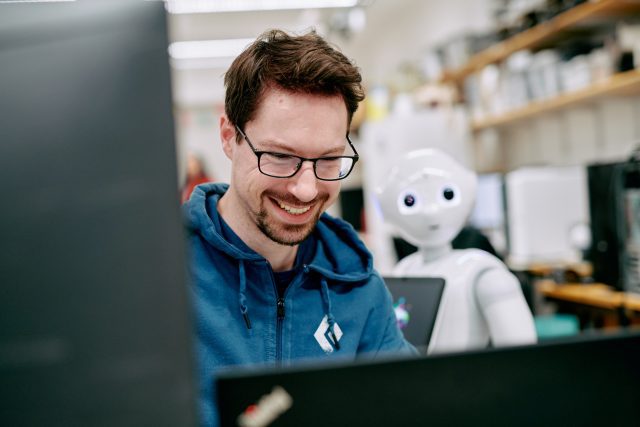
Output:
[{"xmin": 183, "ymin": 183, "xmax": 414, "ymax": 426}]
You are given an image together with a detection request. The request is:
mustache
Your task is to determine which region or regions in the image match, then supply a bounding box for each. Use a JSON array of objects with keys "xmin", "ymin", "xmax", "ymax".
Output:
[{"xmin": 264, "ymin": 191, "xmax": 329, "ymax": 206}]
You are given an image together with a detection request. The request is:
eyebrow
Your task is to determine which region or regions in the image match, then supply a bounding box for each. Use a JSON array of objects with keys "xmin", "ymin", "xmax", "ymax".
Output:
[{"xmin": 258, "ymin": 139, "xmax": 347, "ymax": 157}]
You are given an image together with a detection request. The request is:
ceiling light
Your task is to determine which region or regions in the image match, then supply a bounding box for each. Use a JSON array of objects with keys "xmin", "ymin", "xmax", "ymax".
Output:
[
  {"xmin": 0, "ymin": 0, "xmax": 75, "ymax": 3},
  {"xmin": 165, "ymin": 0, "xmax": 359, "ymax": 14},
  {"xmin": 168, "ymin": 38, "xmax": 255, "ymax": 60}
]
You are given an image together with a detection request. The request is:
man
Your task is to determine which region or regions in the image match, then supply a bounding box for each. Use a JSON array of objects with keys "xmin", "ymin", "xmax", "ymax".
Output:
[{"xmin": 183, "ymin": 29, "xmax": 414, "ymax": 426}]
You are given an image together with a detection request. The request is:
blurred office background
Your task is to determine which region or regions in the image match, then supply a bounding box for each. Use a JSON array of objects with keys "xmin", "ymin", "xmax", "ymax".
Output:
[
  {"xmin": 168, "ymin": 0, "xmax": 640, "ymax": 335},
  {"xmin": 6, "ymin": 3, "xmax": 640, "ymax": 424}
]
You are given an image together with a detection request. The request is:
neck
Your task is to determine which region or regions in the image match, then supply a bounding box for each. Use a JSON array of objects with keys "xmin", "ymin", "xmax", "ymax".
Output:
[
  {"xmin": 261, "ymin": 243, "xmax": 299, "ymax": 272},
  {"xmin": 217, "ymin": 190, "xmax": 299, "ymax": 272},
  {"xmin": 418, "ymin": 244, "xmax": 452, "ymax": 263}
]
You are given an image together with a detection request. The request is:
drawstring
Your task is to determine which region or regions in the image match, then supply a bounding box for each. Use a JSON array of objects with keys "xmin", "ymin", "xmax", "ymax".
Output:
[
  {"xmin": 319, "ymin": 278, "xmax": 340, "ymax": 350},
  {"xmin": 238, "ymin": 260, "xmax": 252, "ymax": 329}
]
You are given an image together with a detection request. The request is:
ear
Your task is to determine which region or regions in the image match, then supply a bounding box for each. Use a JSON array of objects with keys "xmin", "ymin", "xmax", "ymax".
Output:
[{"xmin": 219, "ymin": 114, "xmax": 236, "ymax": 160}]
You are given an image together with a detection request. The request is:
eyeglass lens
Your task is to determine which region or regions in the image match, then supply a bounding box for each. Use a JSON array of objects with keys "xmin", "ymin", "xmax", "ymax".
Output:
[{"xmin": 259, "ymin": 153, "xmax": 354, "ymax": 180}]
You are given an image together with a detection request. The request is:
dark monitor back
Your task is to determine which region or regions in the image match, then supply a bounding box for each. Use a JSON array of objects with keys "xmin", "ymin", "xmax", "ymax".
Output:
[
  {"xmin": 587, "ymin": 162, "xmax": 625, "ymax": 289},
  {"xmin": 217, "ymin": 331, "xmax": 640, "ymax": 426},
  {"xmin": 0, "ymin": 2, "xmax": 196, "ymax": 425}
]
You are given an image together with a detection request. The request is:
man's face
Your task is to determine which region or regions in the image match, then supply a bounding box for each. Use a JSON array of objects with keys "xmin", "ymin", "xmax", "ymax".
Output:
[{"xmin": 222, "ymin": 87, "xmax": 349, "ymax": 246}]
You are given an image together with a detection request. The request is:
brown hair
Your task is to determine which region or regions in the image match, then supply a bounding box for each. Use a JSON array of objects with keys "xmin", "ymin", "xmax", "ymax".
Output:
[{"xmin": 224, "ymin": 29, "xmax": 364, "ymax": 135}]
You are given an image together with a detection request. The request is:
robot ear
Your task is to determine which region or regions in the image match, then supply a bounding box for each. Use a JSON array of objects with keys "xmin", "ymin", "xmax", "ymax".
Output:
[
  {"xmin": 373, "ymin": 177, "xmax": 399, "ymax": 221},
  {"xmin": 370, "ymin": 191, "xmax": 386, "ymax": 221}
]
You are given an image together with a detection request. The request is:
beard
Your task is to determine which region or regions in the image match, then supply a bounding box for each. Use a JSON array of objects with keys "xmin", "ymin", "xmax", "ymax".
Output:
[{"xmin": 256, "ymin": 192, "xmax": 328, "ymax": 246}]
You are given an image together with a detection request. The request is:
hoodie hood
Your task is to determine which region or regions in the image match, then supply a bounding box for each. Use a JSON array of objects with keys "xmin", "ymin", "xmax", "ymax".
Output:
[
  {"xmin": 183, "ymin": 182, "xmax": 374, "ymax": 282},
  {"xmin": 183, "ymin": 182, "xmax": 262, "ymax": 262}
]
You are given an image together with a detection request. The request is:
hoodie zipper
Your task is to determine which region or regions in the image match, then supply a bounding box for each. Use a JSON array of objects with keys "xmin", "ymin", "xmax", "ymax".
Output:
[
  {"xmin": 273, "ymin": 269, "xmax": 306, "ymax": 366},
  {"xmin": 276, "ymin": 297, "xmax": 285, "ymax": 365},
  {"xmin": 269, "ymin": 267, "xmax": 286, "ymax": 366}
]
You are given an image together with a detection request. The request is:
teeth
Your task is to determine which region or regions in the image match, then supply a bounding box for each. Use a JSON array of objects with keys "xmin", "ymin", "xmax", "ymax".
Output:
[{"xmin": 277, "ymin": 201, "xmax": 311, "ymax": 215}]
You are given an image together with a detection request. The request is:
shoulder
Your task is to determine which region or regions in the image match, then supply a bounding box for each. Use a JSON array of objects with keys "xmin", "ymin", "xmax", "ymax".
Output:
[
  {"xmin": 392, "ymin": 252, "xmax": 423, "ymax": 276},
  {"xmin": 345, "ymin": 270, "xmax": 392, "ymax": 302},
  {"xmin": 310, "ymin": 213, "xmax": 373, "ymax": 278},
  {"xmin": 317, "ymin": 212, "xmax": 362, "ymax": 241},
  {"xmin": 455, "ymin": 248, "xmax": 505, "ymax": 268},
  {"xmin": 471, "ymin": 254, "xmax": 522, "ymax": 301},
  {"xmin": 367, "ymin": 270, "xmax": 387, "ymax": 289}
]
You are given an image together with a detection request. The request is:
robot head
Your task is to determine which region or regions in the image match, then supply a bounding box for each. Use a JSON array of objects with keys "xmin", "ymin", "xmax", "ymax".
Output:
[{"xmin": 376, "ymin": 149, "xmax": 477, "ymax": 249}]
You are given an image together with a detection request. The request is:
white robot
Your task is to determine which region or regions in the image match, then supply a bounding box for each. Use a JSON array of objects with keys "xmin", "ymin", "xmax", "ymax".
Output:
[{"xmin": 376, "ymin": 149, "xmax": 537, "ymax": 354}]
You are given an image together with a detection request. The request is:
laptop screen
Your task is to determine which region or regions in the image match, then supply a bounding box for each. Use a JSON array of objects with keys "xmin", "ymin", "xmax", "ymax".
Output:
[{"xmin": 383, "ymin": 277, "xmax": 445, "ymax": 353}]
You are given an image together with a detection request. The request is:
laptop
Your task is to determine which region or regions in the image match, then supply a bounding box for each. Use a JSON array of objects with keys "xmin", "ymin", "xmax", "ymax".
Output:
[
  {"xmin": 383, "ymin": 277, "xmax": 446, "ymax": 353},
  {"xmin": 0, "ymin": 2, "xmax": 197, "ymax": 425},
  {"xmin": 216, "ymin": 330, "xmax": 640, "ymax": 426}
]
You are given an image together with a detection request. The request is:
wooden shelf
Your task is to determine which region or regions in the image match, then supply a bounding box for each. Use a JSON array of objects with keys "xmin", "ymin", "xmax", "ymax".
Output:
[
  {"xmin": 442, "ymin": 0, "xmax": 640, "ymax": 84},
  {"xmin": 471, "ymin": 69, "xmax": 640, "ymax": 131}
]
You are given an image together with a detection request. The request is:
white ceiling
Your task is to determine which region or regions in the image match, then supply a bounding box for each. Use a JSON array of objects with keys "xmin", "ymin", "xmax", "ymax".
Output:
[{"xmin": 167, "ymin": 0, "xmax": 494, "ymax": 108}]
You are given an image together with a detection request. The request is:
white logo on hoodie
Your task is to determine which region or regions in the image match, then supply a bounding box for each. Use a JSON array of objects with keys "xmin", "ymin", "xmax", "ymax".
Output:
[{"xmin": 314, "ymin": 315, "xmax": 343, "ymax": 353}]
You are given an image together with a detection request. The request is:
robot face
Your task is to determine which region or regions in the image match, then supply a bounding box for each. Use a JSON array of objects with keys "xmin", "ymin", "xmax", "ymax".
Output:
[
  {"xmin": 396, "ymin": 183, "xmax": 461, "ymax": 215},
  {"xmin": 376, "ymin": 149, "xmax": 477, "ymax": 248}
]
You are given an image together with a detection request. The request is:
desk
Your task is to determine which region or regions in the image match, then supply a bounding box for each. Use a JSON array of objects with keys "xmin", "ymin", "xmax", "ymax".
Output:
[
  {"xmin": 538, "ymin": 281, "xmax": 624, "ymax": 309},
  {"xmin": 509, "ymin": 262, "xmax": 594, "ymax": 314},
  {"xmin": 523, "ymin": 262, "xmax": 593, "ymax": 279},
  {"xmin": 538, "ymin": 281, "xmax": 640, "ymax": 329},
  {"xmin": 624, "ymin": 292, "xmax": 640, "ymax": 312}
]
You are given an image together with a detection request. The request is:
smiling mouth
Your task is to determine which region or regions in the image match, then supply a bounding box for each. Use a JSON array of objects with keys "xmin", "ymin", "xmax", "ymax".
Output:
[
  {"xmin": 428, "ymin": 224, "xmax": 440, "ymax": 230},
  {"xmin": 275, "ymin": 199, "xmax": 312, "ymax": 215}
]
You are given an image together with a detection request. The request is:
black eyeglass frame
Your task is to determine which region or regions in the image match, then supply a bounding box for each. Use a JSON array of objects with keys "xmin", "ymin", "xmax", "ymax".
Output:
[{"xmin": 235, "ymin": 125, "xmax": 359, "ymax": 181}]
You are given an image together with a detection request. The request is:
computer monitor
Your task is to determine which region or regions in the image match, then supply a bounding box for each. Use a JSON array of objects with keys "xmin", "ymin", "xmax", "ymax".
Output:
[
  {"xmin": 587, "ymin": 159, "xmax": 640, "ymax": 293},
  {"xmin": 216, "ymin": 331, "xmax": 640, "ymax": 426},
  {"xmin": 587, "ymin": 162, "xmax": 626, "ymax": 290},
  {"xmin": 505, "ymin": 165, "xmax": 589, "ymax": 265},
  {"xmin": 0, "ymin": 2, "xmax": 197, "ymax": 425},
  {"xmin": 469, "ymin": 172, "xmax": 505, "ymax": 231}
]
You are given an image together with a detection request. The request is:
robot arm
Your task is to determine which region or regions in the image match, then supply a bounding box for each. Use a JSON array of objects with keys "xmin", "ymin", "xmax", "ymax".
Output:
[{"xmin": 475, "ymin": 267, "xmax": 537, "ymax": 347}]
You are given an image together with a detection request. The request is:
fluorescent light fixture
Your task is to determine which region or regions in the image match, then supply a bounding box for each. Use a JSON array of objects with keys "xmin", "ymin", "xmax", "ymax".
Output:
[
  {"xmin": 166, "ymin": 0, "xmax": 359, "ymax": 14},
  {"xmin": 0, "ymin": 0, "xmax": 75, "ymax": 2},
  {"xmin": 169, "ymin": 57, "xmax": 235, "ymax": 70},
  {"xmin": 169, "ymin": 38, "xmax": 255, "ymax": 60}
]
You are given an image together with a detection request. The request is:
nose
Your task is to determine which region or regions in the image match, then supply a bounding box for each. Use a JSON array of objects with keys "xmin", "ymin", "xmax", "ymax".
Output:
[{"xmin": 287, "ymin": 162, "xmax": 318, "ymax": 203}]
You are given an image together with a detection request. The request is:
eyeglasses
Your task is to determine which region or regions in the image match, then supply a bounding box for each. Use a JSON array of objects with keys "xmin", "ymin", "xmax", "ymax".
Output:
[{"xmin": 235, "ymin": 125, "xmax": 359, "ymax": 181}]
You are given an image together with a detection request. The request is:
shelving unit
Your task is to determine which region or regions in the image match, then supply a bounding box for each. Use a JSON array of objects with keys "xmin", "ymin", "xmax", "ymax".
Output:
[
  {"xmin": 442, "ymin": 0, "xmax": 640, "ymax": 84},
  {"xmin": 471, "ymin": 69, "xmax": 640, "ymax": 131}
]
